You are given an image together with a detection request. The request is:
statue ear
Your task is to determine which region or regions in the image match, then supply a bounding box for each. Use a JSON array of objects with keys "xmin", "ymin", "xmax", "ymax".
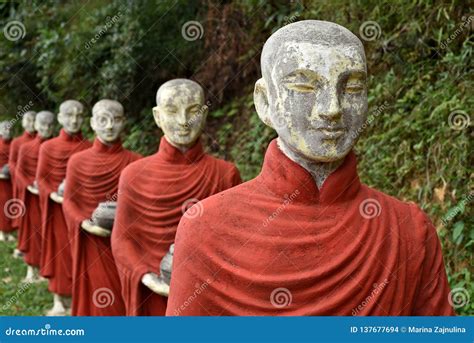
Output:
[
  {"xmin": 152, "ymin": 106, "xmax": 161, "ymax": 128},
  {"xmin": 57, "ymin": 112, "xmax": 64, "ymax": 126},
  {"xmin": 90, "ymin": 115, "xmax": 97, "ymax": 131},
  {"xmin": 201, "ymin": 103, "xmax": 209, "ymax": 123},
  {"xmin": 254, "ymin": 78, "xmax": 272, "ymax": 128}
]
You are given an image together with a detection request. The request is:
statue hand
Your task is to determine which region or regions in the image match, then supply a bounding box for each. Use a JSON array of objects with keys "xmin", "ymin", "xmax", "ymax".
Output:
[{"xmin": 141, "ymin": 272, "xmax": 170, "ymax": 297}]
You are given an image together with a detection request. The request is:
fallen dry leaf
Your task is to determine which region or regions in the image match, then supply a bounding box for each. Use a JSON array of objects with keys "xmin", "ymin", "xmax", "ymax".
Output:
[{"xmin": 434, "ymin": 182, "xmax": 447, "ymax": 203}]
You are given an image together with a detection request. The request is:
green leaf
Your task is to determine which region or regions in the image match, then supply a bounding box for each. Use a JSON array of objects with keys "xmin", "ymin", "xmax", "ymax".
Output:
[{"xmin": 452, "ymin": 221, "xmax": 464, "ymax": 244}]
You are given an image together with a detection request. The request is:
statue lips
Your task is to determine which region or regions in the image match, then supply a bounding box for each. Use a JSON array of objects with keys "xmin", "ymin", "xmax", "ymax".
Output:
[
  {"xmin": 68, "ymin": 124, "xmax": 80, "ymax": 132},
  {"xmin": 176, "ymin": 129, "xmax": 191, "ymax": 137},
  {"xmin": 102, "ymin": 131, "xmax": 118, "ymax": 141},
  {"xmin": 314, "ymin": 125, "xmax": 345, "ymax": 139}
]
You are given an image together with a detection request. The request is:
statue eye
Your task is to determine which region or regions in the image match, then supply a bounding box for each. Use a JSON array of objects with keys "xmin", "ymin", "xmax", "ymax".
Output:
[
  {"xmin": 344, "ymin": 82, "xmax": 364, "ymax": 94},
  {"xmin": 285, "ymin": 83, "xmax": 315, "ymax": 93},
  {"xmin": 188, "ymin": 105, "xmax": 200, "ymax": 114},
  {"xmin": 344, "ymin": 74, "xmax": 365, "ymax": 94}
]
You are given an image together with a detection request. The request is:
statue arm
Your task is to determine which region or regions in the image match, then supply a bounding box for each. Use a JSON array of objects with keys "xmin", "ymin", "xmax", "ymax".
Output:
[
  {"xmin": 63, "ymin": 162, "xmax": 89, "ymax": 230},
  {"xmin": 410, "ymin": 205, "xmax": 456, "ymax": 315}
]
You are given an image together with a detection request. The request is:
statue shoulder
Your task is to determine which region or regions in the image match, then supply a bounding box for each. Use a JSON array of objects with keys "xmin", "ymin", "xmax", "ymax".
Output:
[
  {"xmin": 205, "ymin": 155, "xmax": 241, "ymax": 181},
  {"xmin": 361, "ymin": 184, "xmax": 436, "ymax": 246},
  {"xmin": 67, "ymin": 147, "xmax": 92, "ymax": 168}
]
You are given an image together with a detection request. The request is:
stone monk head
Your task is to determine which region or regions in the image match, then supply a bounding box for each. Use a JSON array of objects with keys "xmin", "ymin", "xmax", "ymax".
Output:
[
  {"xmin": 58, "ymin": 100, "xmax": 85, "ymax": 135},
  {"xmin": 153, "ymin": 79, "xmax": 207, "ymax": 151},
  {"xmin": 0, "ymin": 121, "xmax": 12, "ymax": 140},
  {"xmin": 35, "ymin": 111, "xmax": 55, "ymax": 139},
  {"xmin": 22, "ymin": 111, "xmax": 37, "ymax": 133},
  {"xmin": 91, "ymin": 99, "xmax": 126, "ymax": 144},
  {"xmin": 254, "ymin": 20, "xmax": 368, "ymax": 185}
]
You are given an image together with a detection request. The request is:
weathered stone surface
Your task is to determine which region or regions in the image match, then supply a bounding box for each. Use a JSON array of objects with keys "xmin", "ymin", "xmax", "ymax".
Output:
[{"xmin": 254, "ymin": 20, "xmax": 368, "ymax": 187}]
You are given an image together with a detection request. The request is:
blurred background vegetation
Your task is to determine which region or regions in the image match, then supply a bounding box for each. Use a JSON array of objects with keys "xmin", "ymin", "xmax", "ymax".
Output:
[{"xmin": 0, "ymin": 0, "xmax": 472, "ymax": 315}]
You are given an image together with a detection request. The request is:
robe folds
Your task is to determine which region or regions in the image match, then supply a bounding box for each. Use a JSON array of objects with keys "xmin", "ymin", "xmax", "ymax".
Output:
[
  {"xmin": 8, "ymin": 131, "xmax": 36, "ymax": 230},
  {"xmin": 167, "ymin": 139, "xmax": 455, "ymax": 316},
  {"xmin": 16, "ymin": 136, "xmax": 48, "ymax": 267},
  {"xmin": 63, "ymin": 138, "xmax": 141, "ymax": 316},
  {"xmin": 36, "ymin": 129, "xmax": 92, "ymax": 296},
  {"xmin": 111, "ymin": 137, "xmax": 241, "ymax": 316},
  {"xmin": 0, "ymin": 138, "xmax": 13, "ymax": 232}
]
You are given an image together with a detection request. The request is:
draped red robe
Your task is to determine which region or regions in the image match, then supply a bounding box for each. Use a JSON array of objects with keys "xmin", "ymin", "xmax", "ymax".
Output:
[
  {"xmin": 63, "ymin": 139, "xmax": 141, "ymax": 316},
  {"xmin": 8, "ymin": 131, "xmax": 36, "ymax": 230},
  {"xmin": 16, "ymin": 135, "xmax": 49, "ymax": 267},
  {"xmin": 111, "ymin": 137, "xmax": 241, "ymax": 316},
  {"xmin": 167, "ymin": 139, "xmax": 455, "ymax": 316},
  {"xmin": 0, "ymin": 138, "xmax": 13, "ymax": 232},
  {"xmin": 36, "ymin": 129, "xmax": 92, "ymax": 296}
]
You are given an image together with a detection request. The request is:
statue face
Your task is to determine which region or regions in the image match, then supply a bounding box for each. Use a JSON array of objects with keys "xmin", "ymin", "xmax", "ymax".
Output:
[
  {"xmin": 153, "ymin": 83, "xmax": 207, "ymax": 149},
  {"xmin": 58, "ymin": 105, "xmax": 84, "ymax": 134},
  {"xmin": 35, "ymin": 113, "xmax": 55, "ymax": 138},
  {"xmin": 91, "ymin": 105, "xmax": 125, "ymax": 143},
  {"xmin": 0, "ymin": 122, "xmax": 12, "ymax": 140},
  {"xmin": 256, "ymin": 42, "xmax": 367, "ymax": 162},
  {"xmin": 22, "ymin": 112, "xmax": 36, "ymax": 133}
]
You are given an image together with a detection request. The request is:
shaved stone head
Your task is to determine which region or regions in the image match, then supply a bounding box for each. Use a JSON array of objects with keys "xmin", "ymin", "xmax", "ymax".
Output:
[
  {"xmin": 261, "ymin": 20, "xmax": 366, "ymax": 87},
  {"xmin": 91, "ymin": 99, "xmax": 126, "ymax": 144},
  {"xmin": 22, "ymin": 110, "xmax": 37, "ymax": 133},
  {"xmin": 24, "ymin": 110, "xmax": 37, "ymax": 120},
  {"xmin": 153, "ymin": 79, "xmax": 207, "ymax": 150},
  {"xmin": 35, "ymin": 110, "xmax": 55, "ymax": 138},
  {"xmin": 92, "ymin": 99, "xmax": 124, "ymax": 117},
  {"xmin": 0, "ymin": 120, "xmax": 12, "ymax": 140},
  {"xmin": 59, "ymin": 99, "xmax": 85, "ymax": 134},
  {"xmin": 59, "ymin": 99, "xmax": 84, "ymax": 115},
  {"xmin": 254, "ymin": 20, "xmax": 368, "ymax": 166},
  {"xmin": 156, "ymin": 79, "xmax": 204, "ymax": 106},
  {"xmin": 36, "ymin": 110, "xmax": 55, "ymax": 124}
]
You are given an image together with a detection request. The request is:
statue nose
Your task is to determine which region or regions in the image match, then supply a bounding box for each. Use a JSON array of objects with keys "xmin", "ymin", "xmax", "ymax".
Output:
[
  {"xmin": 311, "ymin": 89, "xmax": 342, "ymax": 121},
  {"xmin": 177, "ymin": 110, "xmax": 187, "ymax": 125}
]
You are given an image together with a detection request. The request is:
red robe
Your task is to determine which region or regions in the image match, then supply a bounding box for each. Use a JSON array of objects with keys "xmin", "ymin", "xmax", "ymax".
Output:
[
  {"xmin": 111, "ymin": 137, "xmax": 241, "ymax": 316},
  {"xmin": 8, "ymin": 131, "xmax": 36, "ymax": 230},
  {"xmin": 36, "ymin": 129, "xmax": 92, "ymax": 296},
  {"xmin": 166, "ymin": 139, "xmax": 455, "ymax": 316},
  {"xmin": 0, "ymin": 138, "xmax": 13, "ymax": 232},
  {"xmin": 63, "ymin": 139, "xmax": 141, "ymax": 316},
  {"xmin": 16, "ymin": 135, "xmax": 48, "ymax": 267}
]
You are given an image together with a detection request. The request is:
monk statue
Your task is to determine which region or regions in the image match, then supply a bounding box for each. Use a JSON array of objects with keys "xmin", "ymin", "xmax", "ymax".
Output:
[
  {"xmin": 62, "ymin": 99, "xmax": 141, "ymax": 316},
  {"xmin": 111, "ymin": 79, "xmax": 241, "ymax": 316},
  {"xmin": 166, "ymin": 20, "xmax": 455, "ymax": 316},
  {"xmin": 16, "ymin": 111, "xmax": 55, "ymax": 283},
  {"xmin": 0, "ymin": 121, "xmax": 14, "ymax": 242},
  {"xmin": 8, "ymin": 110, "xmax": 36, "ymax": 255},
  {"xmin": 36, "ymin": 100, "xmax": 91, "ymax": 316}
]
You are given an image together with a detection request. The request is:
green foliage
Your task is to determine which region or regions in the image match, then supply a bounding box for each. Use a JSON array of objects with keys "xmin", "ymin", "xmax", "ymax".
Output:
[
  {"xmin": 0, "ymin": 238, "xmax": 51, "ymax": 316},
  {"xmin": 0, "ymin": 0, "xmax": 472, "ymax": 315}
]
